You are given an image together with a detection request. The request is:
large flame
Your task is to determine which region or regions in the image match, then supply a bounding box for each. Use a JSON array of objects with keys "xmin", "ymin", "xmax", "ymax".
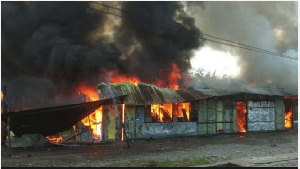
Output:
[
  {"xmin": 285, "ymin": 107, "xmax": 293, "ymax": 129},
  {"xmin": 77, "ymin": 86, "xmax": 99, "ymax": 101},
  {"xmin": 156, "ymin": 63, "xmax": 181, "ymax": 90},
  {"xmin": 81, "ymin": 106, "xmax": 103, "ymax": 140},
  {"xmin": 47, "ymin": 63, "xmax": 185, "ymax": 142},
  {"xmin": 237, "ymin": 102, "xmax": 247, "ymax": 133},
  {"xmin": 150, "ymin": 103, "xmax": 190, "ymax": 122},
  {"xmin": 107, "ymin": 70, "xmax": 140, "ymax": 86},
  {"xmin": 104, "ymin": 63, "xmax": 183, "ymax": 90}
]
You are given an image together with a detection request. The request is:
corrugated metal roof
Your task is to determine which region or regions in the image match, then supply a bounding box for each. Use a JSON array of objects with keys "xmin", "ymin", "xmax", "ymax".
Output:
[
  {"xmin": 97, "ymin": 82, "xmax": 200, "ymax": 105},
  {"xmin": 97, "ymin": 82, "xmax": 298, "ymax": 105},
  {"xmin": 193, "ymin": 86, "xmax": 298, "ymax": 97}
]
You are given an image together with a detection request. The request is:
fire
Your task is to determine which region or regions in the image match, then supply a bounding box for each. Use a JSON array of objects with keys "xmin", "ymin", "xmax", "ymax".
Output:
[
  {"xmin": 1, "ymin": 91, "xmax": 3, "ymax": 103},
  {"xmin": 150, "ymin": 103, "xmax": 190, "ymax": 122},
  {"xmin": 156, "ymin": 63, "xmax": 182, "ymax": 90},
  {"xmin": 77, "ymin": 86, "xmax": 99, "ymax": 101},
  {"xmin": 105, "ymin": 63, "xmax": 183, "ymax": 90},
  {"xmin": 285, "ymin": 107, "xmax": 293, "ymax": 129},
  {"xmin": 237, "ymin": 102, "xmax": 247, "ymax": 133},
  {"xmin": 121, "ymin": 104, "xmax": 125, "ymax": 141},
  {"xmin": 181, "ymin": 103, "xmax": 190, "ymax": 121},
  {"xmin": 46, "ymin": 133, "xmax": 62, "ymax": 143},
  {"xmin": 81, "ymin": 106, "xmax": 103, "ymax": 141},
  {"xmin": 105, "ymin": 70, "xmax": 140, "ymax": 86}
]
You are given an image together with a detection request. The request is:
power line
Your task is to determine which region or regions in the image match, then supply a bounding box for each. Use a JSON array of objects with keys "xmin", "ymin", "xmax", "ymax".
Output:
[
  {"xmin": 91, "ymin": 1, "xmax": 180, "ymax": 29},
  {"xmin": 92, "ymin": 2, "xmax": 297, "ymax": 60},
  {"xmin": 87, "ymin": 6, "xmax": 297, "ymax": 60}
]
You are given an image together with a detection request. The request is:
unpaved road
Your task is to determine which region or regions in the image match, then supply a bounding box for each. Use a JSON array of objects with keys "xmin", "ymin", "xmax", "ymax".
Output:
[{"xmin": 1, "ymin": 130, "xmax": 298, "ymax": 167}]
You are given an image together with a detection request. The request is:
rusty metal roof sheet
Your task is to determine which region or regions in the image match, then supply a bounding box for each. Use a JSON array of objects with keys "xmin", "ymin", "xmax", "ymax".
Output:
[
  {"xmin": 97, "ymin": 82, "xmax": 298, "ymax": 106},
  {"xmin": 97, "ymin": 82, "xmax": 202, "ymax": 105}
]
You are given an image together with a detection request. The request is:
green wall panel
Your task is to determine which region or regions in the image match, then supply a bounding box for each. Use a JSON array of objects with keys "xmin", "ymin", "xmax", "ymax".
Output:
[
  {"xmin": 208, "ymin": 123, "xmax": 216, "ymax": 135},
  {"xmin": 199, "ymin": 124, "xmax": 207, "ymax": 135},
  {"xmin": 275, "ymin": 99, "xmax": 284, "ymax": 130}
]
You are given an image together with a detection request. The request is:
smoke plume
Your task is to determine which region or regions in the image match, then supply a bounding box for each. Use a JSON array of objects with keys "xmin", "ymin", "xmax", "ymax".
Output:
[
  {"xmin": 185, "ymin": 1, "xmax": 298, "ymax": 91},
  {"xmin": 1, "ymin": 1, "xmax": 203, "ymax": 109}
]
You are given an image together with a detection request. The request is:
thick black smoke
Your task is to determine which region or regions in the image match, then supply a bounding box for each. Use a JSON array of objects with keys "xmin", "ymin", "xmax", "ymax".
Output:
[{"xmin": 1, "ymin": 1, "xmax": 203, "ymax": 109}]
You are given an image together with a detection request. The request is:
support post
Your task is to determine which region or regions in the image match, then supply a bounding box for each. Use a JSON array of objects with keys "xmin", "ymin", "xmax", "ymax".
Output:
[{"xmin": 123, "ymin": 123, "xmax": 130, "ymax": 148}]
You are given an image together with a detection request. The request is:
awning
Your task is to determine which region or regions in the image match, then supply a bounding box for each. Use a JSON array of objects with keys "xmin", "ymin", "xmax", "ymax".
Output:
[{"xmin": 1, "ymin": 95, "xmax": 126, "ymax": 137}]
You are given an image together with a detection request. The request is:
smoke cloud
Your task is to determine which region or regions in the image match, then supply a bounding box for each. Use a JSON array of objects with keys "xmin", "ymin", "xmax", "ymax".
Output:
[{"xmin": 1, "ymin": 1, "xmax": 203, "ymax": 109}]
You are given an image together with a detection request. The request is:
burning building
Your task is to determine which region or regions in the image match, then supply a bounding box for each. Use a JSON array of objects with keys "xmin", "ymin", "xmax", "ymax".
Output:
[
  {"xmin": 1, "ymin": 82, "xmax": 297, "ymax": 147},
  {"xmin": 95, "ymin": 82, "xmax": 297, "ymax": 140}
]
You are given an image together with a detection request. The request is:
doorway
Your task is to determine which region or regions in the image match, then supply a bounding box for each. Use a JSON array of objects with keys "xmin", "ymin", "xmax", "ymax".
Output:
[{"xmin": 237, "ymin": 102, "xmax": 247, "ymax": 133}]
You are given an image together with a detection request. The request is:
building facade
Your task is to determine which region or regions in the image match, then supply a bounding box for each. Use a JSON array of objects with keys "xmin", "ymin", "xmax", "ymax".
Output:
[{"xmin": 97, "ymin": 82, "xmax": 298, "ymax": 142}]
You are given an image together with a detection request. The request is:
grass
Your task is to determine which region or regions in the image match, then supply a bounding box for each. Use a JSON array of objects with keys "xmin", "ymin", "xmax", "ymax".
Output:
[{"xmin": 106, "ymin": 157, "xmax": 218, "ymax": 167}]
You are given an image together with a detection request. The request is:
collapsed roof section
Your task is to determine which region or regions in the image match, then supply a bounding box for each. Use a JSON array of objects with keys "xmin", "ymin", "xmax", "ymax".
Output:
[{"xmin": 2, "ymin": 95, "xmax": 126, "ymax": 137}]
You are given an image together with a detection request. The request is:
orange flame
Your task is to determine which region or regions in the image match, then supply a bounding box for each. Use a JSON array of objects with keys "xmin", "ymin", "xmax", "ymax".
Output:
[
  {"xmin": 167, "ymin": 63, "xmax": 181, "ymax": 90},
  {"xmin": 1, "ymin": 91, "xmax": 3, "ymax": 113},
  {"xmin": 77, "ymin": 86, "xmax": 99, "ymax": 101},
  {"xmin": 237, "ymin": 102, "xmax": 247, "ymax": 133},
  {"xmin": 81, "ymin": 106, "xmax": 103, "ymax": 140},
  {"xmin": 104, "ymin": 63, "xmax": 183, "ymax": 90},
  {"xmin": 285, "ymin": 107, "xmax": 293, "ymax": 129},
  {"xmin": 150, "ymin": 103, "xmax": 190, "ymax": 122},
  {"xmin": 104, "ymin": 70, "xmax": 140, "ymax": 86},
  {"xmin": 121, "ymin": 104, "xmax": 125, "ymax": 141},
  {"xmin": 1, "ymin": 91, "xmax": 3, "ymax": 103},
  {"xmin": 155, "ymin": 63, "xmax": 181, "ymax": 90},
  {"xmin": 46, "ymin": 133, "xmax": 62, "ymax": 143}
]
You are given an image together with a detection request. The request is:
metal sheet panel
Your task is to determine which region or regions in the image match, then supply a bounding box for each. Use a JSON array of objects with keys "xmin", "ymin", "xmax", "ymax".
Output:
[
  {"xmin": 248, "ymin": 122, "xmax": 275, "ymax": 131},
  {"xmin": 248, "ymin": 108, "xmax": 275, "ymax": 122},
  {"xmin": 247, "ymin": 101, "xmax": 275, "ymax": 131}
]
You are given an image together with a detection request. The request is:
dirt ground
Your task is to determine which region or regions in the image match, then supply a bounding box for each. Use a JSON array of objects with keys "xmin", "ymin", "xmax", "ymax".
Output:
[{"xmin": 1, "ymin": 130, "xmax": 298, "ymax": 167}]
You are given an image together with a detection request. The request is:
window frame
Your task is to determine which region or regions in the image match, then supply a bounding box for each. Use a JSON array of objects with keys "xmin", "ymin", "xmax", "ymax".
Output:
[{"xmin": 144, "ymin": 102, "xmax": 192, "ymax": 123}]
